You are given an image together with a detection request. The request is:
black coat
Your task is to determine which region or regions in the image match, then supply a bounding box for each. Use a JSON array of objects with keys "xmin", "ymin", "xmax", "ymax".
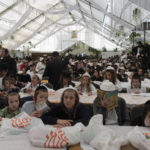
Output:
[
  {"xmin": 43, "ymin": 57, "xmax": 68, "ymax": 90},
  {"xmin": 2, "ymin": 55, "xmax": 17, "ymax": 76},
  {"xmin": 41, "ymin": 103, "xmax": 91, "ymax": 126}
]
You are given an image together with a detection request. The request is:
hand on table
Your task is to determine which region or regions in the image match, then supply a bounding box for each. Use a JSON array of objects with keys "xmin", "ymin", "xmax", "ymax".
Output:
[
  {"xmin": 57, "ymin": 119, "xmax": 73, "ymax": 127},
  {"xmin": 88, "ymin": 92, "xmax": 92, "ymax": 96},
  {"xmin": 53, "ymin": 124, "xmax": 64, "ymax": 128}
]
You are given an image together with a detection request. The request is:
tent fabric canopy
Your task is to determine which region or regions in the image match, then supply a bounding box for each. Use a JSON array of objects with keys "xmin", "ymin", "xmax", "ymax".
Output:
[{"xmin": 0, "ymin": 0, "xmax": 149, "ymax": 52}]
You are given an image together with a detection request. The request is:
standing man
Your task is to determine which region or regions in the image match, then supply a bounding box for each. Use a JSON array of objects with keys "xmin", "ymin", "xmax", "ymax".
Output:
[
  {"xmin": 43, "ymin": 51, "xmax": 68, "ymax": 90},
  {"xmin": 1, "ymin": 48, "xmax": 17, "ymax": 76}
]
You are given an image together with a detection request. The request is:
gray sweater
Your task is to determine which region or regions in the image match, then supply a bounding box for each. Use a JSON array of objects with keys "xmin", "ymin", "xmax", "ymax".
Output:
[{"xmin": 93, "ymin": 97, "xmax": 130, "ymax": 125}]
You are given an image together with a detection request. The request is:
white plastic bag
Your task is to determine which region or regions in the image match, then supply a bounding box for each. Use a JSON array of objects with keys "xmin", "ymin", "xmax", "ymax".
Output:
[
  {"xmin": 29, "ymin": 123, "xmax": 85, "ymax": 148},
  {"xmin": 0, "ymin": 112, "xmax": 44, "ymax": 136},
  {"xmin": 90, "ymin": 129, "xmax": 127, "ymax": 150},
  {"xmin": 81, "ymin": 114, "xmax": 104, "ymax": 144},
  {"xmin": 128, "ymin": 126, "xmax": 150, "ymax": 150},
  {"xmin": 81, "ymin": 114, "xmax": 127, "ymax": 150}
]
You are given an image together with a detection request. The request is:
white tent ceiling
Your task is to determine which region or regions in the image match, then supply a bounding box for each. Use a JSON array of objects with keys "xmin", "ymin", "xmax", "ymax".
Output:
[{"xmin": 0, "ymin": 0, "xmax": 150, "ymax": 52}]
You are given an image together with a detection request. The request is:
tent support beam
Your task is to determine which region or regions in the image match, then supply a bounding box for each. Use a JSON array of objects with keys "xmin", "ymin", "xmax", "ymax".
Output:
[
  {"xmin": 11, "ymin": 19, "xmax": 46, "ymax": 50},
  {"xmin": 33, "ymin": 25, "xmax": 65, "ymax": 47},
  {"xmin": 13, "ymin": 14, "xmax": 68, "ymax": 49},
  {"xmin": 0, "ymin": 7, "xmax": 32, "ymax": 42},
  {"xmin": 0, "ymin": 0, "xmax": 21, "ymax": 16},
  {"xmin": 80, "ymin": 0, "xmax": 135, "ymax": 30},
  {"xmin": 79, "ymin": 22, "xmax": 127, "ymax": 48}
]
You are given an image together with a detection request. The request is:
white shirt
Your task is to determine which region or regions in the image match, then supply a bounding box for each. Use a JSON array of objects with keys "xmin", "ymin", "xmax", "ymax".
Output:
[
  {"xmin": 36, "ymin": 62, "xmax": 45, "ymax": 75},
  {"xmin": 115, "ymin": 79, "xmax": 123, "ymax": 92},
  {"xmin": 127, "ymin": 85, "xmax": 147, "ymax": 93},
  {"xmin": 105, "ymin": 109, "xmax": 118, "ymax": 125}
]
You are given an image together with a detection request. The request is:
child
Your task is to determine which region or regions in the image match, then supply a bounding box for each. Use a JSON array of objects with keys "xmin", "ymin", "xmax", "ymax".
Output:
[
  {"xmin": 91, "ymin": 69, "xmax": 103, "ymax": 81},
  {"xmin": 42, "ymin": 88, "xmax": 91, "ymax": 127},
  {"xmin": 21, "ymin": 74, "xmax": 41, "ymax": 94},
  {"xmin": 76, "ymin": 72, "xmax": 96, "ymax": 96},
  {"xmin": 0, "ymin": 91, "xmax": 21, "ymax": 120},
  {"xmin": 117, "ymin": 67, "xmax": 128, "ymax": 82},
  {"xmin": 21, "ymin": 86, "xmax": 50, "ymax": 117},
  {"xmin": 104, "ymin": 66, "xmax": 122, "ymax": 92},
  {"xmin": 127, "ymin": 73, "xmax": 146, "ymax": 94},
  {"xmin": 93, "ymin": 80, "xmax": 129, "ymax": 125}
]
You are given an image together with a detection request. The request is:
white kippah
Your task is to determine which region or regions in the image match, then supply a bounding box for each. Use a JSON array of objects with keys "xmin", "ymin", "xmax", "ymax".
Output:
[
  {"xmin": 100, "ymin": 80, "xmax": 116, "ymax": 91},
  {"xmin": 106, "ymin": 66, "xmax": 115, "ymax": 71},
  {"xmin": 82, "ymin": 72, "xmax": 91, "ymax": 78},
  {"xmin": 119, "ymin": 67, "xmax": 125, "ymax": 70}
]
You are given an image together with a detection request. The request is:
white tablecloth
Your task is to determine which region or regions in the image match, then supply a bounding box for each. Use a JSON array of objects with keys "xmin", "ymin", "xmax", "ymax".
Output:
[
  {"xmin": 0, "ymin": 125, "xmax": 149, "ymax": 150},
  {"xmin": 48, "ymin": 90, "xmax": 150, "ymax": 105},
  {"xmin": 118, "ymin": 93, "xmax": 150, "ymax": 105},
  {"xmin": 0, "ymin": 133, "xmax": 65, "ymax": 150}
]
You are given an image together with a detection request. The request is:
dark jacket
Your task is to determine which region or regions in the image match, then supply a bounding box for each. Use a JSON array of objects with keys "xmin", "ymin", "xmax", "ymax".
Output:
[
  {"xmin": 43, "ymin": 57, "xmax": 68, "ymax": 90},
  {"xmin": 93, "ymin": 97, "xmax": 130, "ymax": 125},
  {"xmin": 117, "ymin": 74, "xmax": 128, "ymax": 82},
  {"xmin": 41, "ymin": 103, "xmax": 91, "ymax": 126},
  {"xmin": 2, "ymin": 55, "xmax": 17, "ymax": 76}
]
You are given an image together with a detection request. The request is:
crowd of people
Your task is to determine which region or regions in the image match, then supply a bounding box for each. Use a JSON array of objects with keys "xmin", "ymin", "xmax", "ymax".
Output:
[{"xmin": 0, "ymin": 42, "xmax": 150, "ymax": 128}]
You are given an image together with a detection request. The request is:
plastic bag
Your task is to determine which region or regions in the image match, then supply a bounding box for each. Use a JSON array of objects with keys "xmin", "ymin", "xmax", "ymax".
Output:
[
  {"xmin": 81, "ymin": 114, "xmax": 104, "ymax": 144},
  {"xmin": 0, "ymin": 112, "xmax": 44, "ymax": 136},
  {"xmin": 90, "ymin": 129, "xmax": 127, "ymax": 150},
  {"xmin": 29, "ymin": 123, "xmax": 85, "ymax": 148},
  {"xmin": 128, "ymin": 126, "xmax": 150, "ymax": 150},
  {"xmin": 81, "ymin": 114, "xmax": 128, "ymax": 150}
]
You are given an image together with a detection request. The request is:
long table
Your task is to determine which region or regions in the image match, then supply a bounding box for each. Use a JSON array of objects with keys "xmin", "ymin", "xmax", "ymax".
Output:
[
  {"xmin": 19, "ymin": 88, "xmax": 150, "ymax": 105},
  {"xmin": 0, "ymin": 125, "xmax": 149, "ymax": 150},
  {"xmin": 48, "ymin": 89, "xmax": 150, "ymax": 105}
]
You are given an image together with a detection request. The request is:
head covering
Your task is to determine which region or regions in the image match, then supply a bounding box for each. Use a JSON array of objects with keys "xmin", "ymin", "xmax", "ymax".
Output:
[
  {"xmin": 106, "ymin": 66, "xmax": 115, "ymax": 71},
  {"xmin": 32, "ymin": 73, "xmax": 42, "ymax": 80},
  {"xmin": 52, "ymin": 51, "xmax": 59, "ymax": 57},
  {"xmin": 119, "ymin": 67, "xmax": 125, "ymax": 70},
  {"xmin": 97, "ymin": 80, "xmax": 118, "ymax": 110},
  {"xmin": 100, "ymin": 80, "xmax": 116, "ymax": 91},
  {"xmin": 62, "ymin": 70, "xmax": 71, "ymax": 79},
  {"xmin": 82, "ymin": 72, "xmax": 91, "ymax": 78}
]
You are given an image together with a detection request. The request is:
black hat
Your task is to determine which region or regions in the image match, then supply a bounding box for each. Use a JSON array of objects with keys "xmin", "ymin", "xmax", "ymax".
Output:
[{"xmin": 62, "ymin": 70, "xmax": 71, "ymax": 78}]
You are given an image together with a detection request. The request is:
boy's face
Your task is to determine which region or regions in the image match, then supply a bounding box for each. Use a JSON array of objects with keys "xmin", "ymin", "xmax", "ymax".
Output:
[
  {"xmin": 120, "ymin": 69, "xmax": 124, "ymax": 75},
  {"xmin": 4, "ymin": 80, "xmax": 10, "ymax": 89},
  {"xmin": 132, "ymin": 79, "xmax": 140, "ymax": 88},
  {"xmin": 36, "ymin": 91, "xmax": 48, "ymax": 103},
  {"xmin": 32, "ymin": 75, "xmax": 39, "ymax": 85},
  {"xmin": 106, "ymin": 72, "xmax": 112, "ymax": 81},
  {"xmin": 63, "ymin": 91, "xmax": 76, "ymax": 110},
  {"xmin": 82, "ymin": 76, "xmax": 89, "ymax": 85},
  {"xmin": 8, "ymin": 95, "xmax": 19, "ymax": 112}
]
